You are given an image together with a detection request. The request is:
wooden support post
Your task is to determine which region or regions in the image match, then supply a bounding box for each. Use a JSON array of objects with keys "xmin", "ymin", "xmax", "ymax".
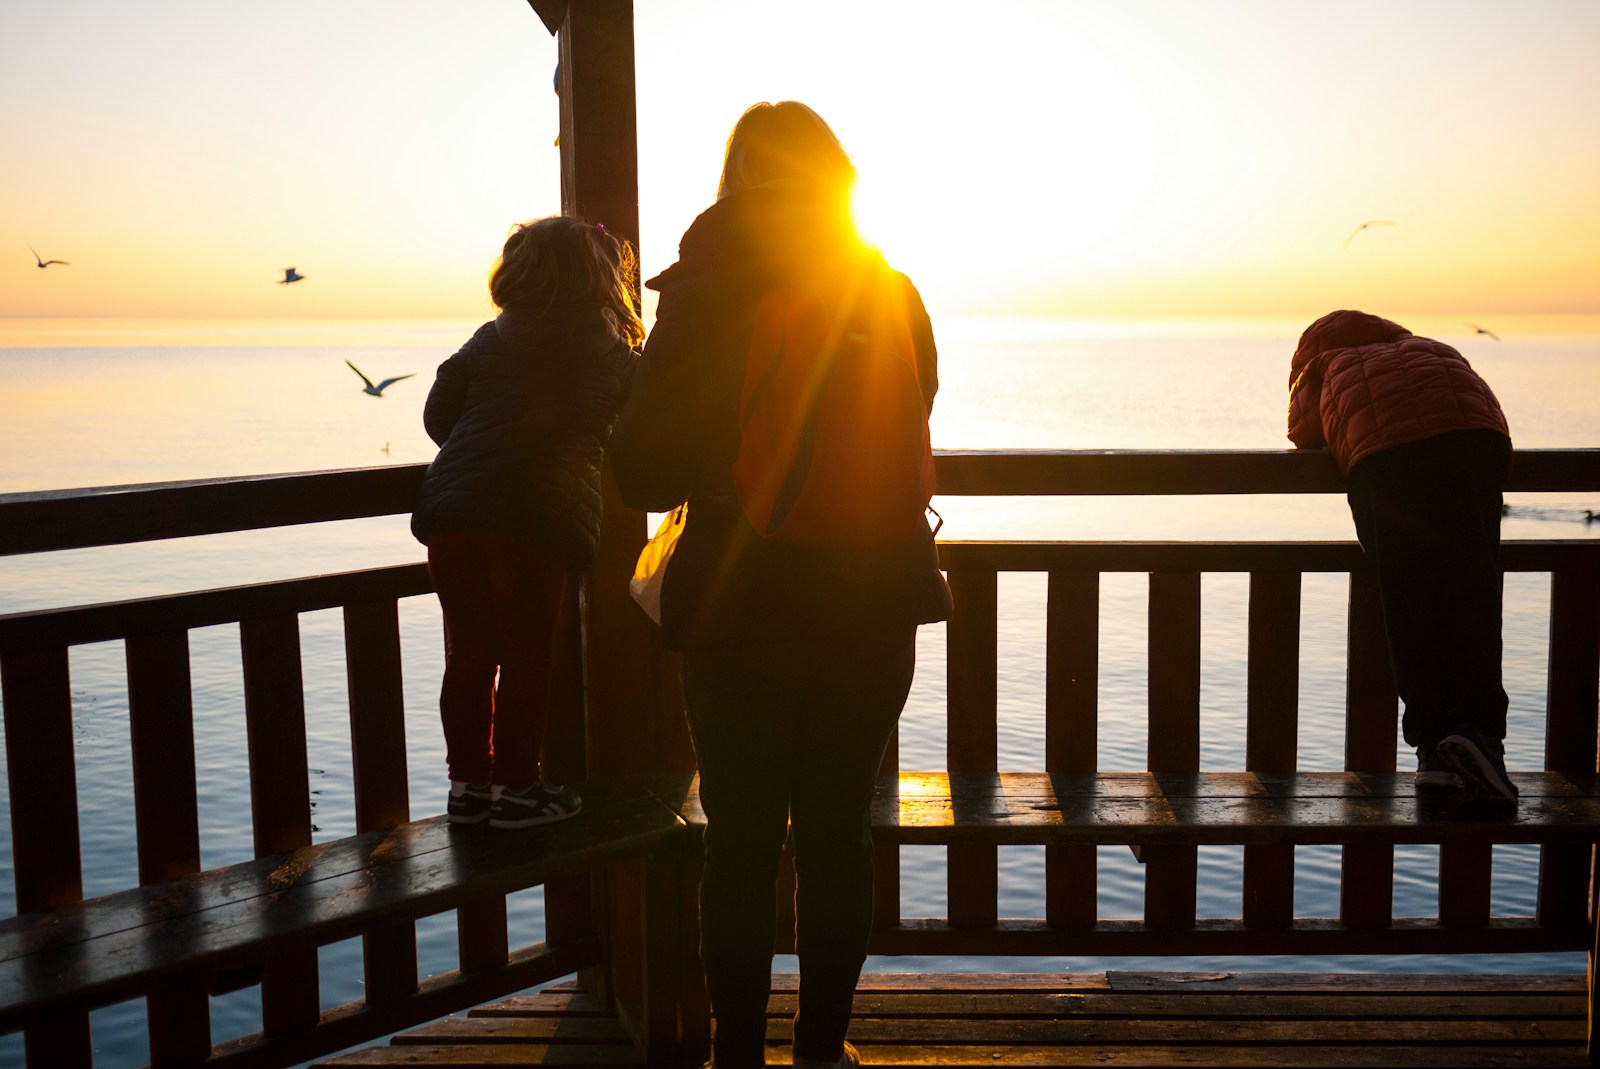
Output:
[
  {"xmin": 1243, "ymin": 571, "xmax": 1300, "ymax": 930},
  {"xmin": 1045, "ymin": 569, "xmax": 1097, "ymax": 928},
  {"xmin": 1145, "ymin": 571, "xmax": 1200, "ymax": 930},
  {"xmin": 947, "ymin": 567, "xmax": 999, "ymax": 928}
]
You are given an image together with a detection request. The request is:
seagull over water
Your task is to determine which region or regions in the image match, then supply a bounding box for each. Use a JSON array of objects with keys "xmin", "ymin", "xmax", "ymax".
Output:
[
  {"xmin": 1464, "ymin": 322, "xmax": 1501, "ymax": 341},
  {"xmin": 1343, "ymin": 220, "xmax": 1394, "ymax": 249},
  {"xmin": 346, "ymin": 359, "xmax": 415, "ymax": 397},
  {"xmin": 278, "ymin": 267, "xmax": 305, "ymax": 285},
  {"xmin": 29, "ymin": 244, "xmax": 69, "ymax": 268}
]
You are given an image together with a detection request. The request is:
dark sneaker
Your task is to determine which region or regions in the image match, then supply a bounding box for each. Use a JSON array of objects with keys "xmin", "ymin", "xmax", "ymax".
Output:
[
  {"xmin": 1437, "ymin": 724, "xmax": 1519, "ymax": 806},
  {"xmin": 794, "ymin": 1041, "xmax": 860, "ymax": 1069},
  {"xmin": 1414, "ymin": 748, "xmax": 1460, "ymax": 790},
  {"xmin": 447, "ymin": 781, "xmax": 494, "ymax": 825},
  {"xmin": 489, "ymin": 780, "xmax": 582, "ymax": 829}
]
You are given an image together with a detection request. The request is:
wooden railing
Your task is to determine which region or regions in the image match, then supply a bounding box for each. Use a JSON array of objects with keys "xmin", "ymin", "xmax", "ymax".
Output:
[
  {"xmin": 0, "ymin": 466, "xmax": 622, "ymax": 1067},
  {"xmin": 2, "ymin": 450, "xmax": 1598, "ymax": 1067}
]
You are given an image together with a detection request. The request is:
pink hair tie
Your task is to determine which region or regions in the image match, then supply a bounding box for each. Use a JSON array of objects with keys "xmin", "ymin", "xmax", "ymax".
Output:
[{"xmin": 595, "ymin": 222, "xmax": 605, "ymax": 232}]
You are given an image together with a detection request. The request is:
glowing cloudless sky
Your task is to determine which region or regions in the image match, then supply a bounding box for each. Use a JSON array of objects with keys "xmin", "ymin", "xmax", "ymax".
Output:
[{"xmin": 3, "ymin": 0, "xmax": 1597, "ymax": 328}]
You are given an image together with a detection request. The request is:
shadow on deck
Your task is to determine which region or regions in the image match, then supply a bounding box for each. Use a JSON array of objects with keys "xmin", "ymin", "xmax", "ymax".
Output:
[{"xmin": 316, "ymin": 971, "xmax": 1588, "ymax": 1067}]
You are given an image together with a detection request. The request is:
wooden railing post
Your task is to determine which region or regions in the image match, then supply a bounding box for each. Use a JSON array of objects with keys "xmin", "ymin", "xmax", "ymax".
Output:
[
  {"xmin": 1342, "ymin": 567, "xmax": 1396, "ymax": 928},
  {"xmin": 126, "ymin": 630, "xmax": 210, "ymax": 1064},
  {"xmin": 1145, "ymin": 571, "xmax": 1201, "ymax": 930},
  {"xmin": 1243, "ymin": 570, "xmax": 1300, "ymax": 929},
  {"xmin": 241, "ymin": 613, "xmax": 321, "ymax": 1032},
  {"xmin": 1, "ymin": 646, "xmax": 92, "ymax": 1069},
  {"xmin": 1045, "ymin": 569, "xmax": 1098, "ymax": 928},
  {"xmin": 344, "ymin": 598, "xmax": 418, "ymax": 1006},
  {"xmin": 947, "ymin": 567, "xmax": 999, "ymax": 928}
]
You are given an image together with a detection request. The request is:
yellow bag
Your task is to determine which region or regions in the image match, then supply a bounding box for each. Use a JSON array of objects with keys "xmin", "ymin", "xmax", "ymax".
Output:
[{"xmin": 629, "ymin": 505, "xmax": 685, "ymax": 624}]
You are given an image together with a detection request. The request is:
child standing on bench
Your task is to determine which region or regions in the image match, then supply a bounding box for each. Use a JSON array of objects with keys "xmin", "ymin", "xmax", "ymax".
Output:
[
  {"xmin": 411, "ymin": 216, "xmax": 641, "ymax": 828},
  {"xmin": 1288, "ymin": 310, "xmax": 1515, "ymax": 806}
]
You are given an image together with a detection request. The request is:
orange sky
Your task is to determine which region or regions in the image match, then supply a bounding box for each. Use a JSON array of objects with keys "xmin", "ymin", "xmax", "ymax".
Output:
[{"xmin": 3, "ymin": 1, "xmax": 1597, "ymax": 329}]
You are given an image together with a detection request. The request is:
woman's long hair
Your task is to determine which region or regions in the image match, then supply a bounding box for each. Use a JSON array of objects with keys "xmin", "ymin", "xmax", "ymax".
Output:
[
  {"xmin": 717, "ymin": 101, "xmax": 856, "ymax": 201},
  {"xmin": 489, "ymin": 215, "xmax": 646, "ymax": 347}
]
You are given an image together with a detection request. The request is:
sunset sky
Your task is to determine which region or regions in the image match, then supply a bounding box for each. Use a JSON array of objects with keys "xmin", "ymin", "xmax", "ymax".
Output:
[{"xmin": 3, "ymin": 0, "xmax": 1597, "ymax": 330}]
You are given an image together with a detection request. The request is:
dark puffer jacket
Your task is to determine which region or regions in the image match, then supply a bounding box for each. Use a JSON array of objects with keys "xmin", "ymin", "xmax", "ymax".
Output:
[
  {"xmin": 410, "ymin": 305, "xmax": 635, "ymax": 569},
  {"xmin": 1288, "ymin": 309, "xmax": 1510, "ymax": 474},
  {"xmin": 608, "ymin": 182, "xmax": 953, "ymax": 651}
]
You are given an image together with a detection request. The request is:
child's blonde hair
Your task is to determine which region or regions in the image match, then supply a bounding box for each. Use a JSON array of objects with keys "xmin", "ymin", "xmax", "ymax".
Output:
[
  {"xmin": 489, "ymin": 216, "xmax": 646, "ymax": 347},
  {"xmin": 718, "ymin": 101, "xmax": 856, "ymax": 201}
]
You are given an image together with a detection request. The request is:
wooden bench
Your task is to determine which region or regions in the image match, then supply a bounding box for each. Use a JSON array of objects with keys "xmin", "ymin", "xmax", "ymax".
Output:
[
  {"xmin": 653, "ymin": 768, "xmax": 1600, "ymax": 1052},
  {"xmin": 0, "ymin": 780, "xmax": 687, "ymax": 1065}
]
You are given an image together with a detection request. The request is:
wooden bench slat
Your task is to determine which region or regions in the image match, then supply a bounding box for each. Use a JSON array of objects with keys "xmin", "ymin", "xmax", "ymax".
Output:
[
  {"xmin": 0, "ymin": 786, "xmax": 684, "ymax": 1023},
  {"xmin": 660, "ymin": 771, "xmax": 1600, "ymax": 846}
]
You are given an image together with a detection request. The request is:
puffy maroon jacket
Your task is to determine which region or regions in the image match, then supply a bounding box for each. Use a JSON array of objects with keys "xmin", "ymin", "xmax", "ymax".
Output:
[{"xmin": 1287, "ymin": 310, "xmax": 1510, "ymax": 474}]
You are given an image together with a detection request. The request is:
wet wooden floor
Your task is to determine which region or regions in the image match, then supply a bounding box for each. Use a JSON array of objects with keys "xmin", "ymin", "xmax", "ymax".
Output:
[{"xmin": 314, "ymin": 971, "xmax": 1590, "ymax": 1067}]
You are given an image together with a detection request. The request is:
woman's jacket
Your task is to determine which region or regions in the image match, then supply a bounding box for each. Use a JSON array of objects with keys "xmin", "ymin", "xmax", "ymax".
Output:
[
  {"xmin": 411, "ymin": 305, "xmax": 636, "ymax": 569},
  {"xmin": 1287, "ymin": 309, "xmax": 1510, "ymax": 474},
  {"xmin": 608, "ymin": 183, "xmax": 953, "ymax": 651}
]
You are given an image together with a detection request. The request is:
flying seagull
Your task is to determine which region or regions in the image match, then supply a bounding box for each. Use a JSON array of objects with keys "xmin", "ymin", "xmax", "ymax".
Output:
[
  {"xmin": 1343, "ymin": 220, "xmax": 1394, "ymax": 249},
  {"xmin": 346, "ymin": 359, "xmax": 415, "ymax": 397},
  {"xmin": 29, "ymin": 244, "xmax": 69, "ymax": 268},
  {"xmin": 278, "ymin": 267, "xmax": 305, "ymax": 285},
  {"xmin": 1464, "ymin": 322, "xmax": 1501, "ymax": 341}
]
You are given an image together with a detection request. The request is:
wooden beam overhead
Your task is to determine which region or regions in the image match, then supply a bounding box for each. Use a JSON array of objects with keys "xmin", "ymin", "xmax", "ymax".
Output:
[{"xmin": 527, "ymin": 0, "xmax": 567, "ymax": 36}]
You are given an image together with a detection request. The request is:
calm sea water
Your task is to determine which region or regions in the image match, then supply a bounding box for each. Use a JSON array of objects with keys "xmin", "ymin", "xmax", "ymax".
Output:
[{"xmin": 1, "ymin": 318, "xmax": 1597, "ymax": 1066}]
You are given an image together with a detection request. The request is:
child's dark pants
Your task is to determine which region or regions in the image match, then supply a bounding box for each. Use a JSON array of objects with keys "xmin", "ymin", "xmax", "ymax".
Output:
[
  {"xmin": 427, "ymin": 529, "xmax": 569, "ymax": 787},
  {"xmin": 682, "ymin": 627, "xmax": 916, "ymax": 1069},
  {"xmin": 1345, "ymin": 429, "xmax": 1510, "ymax": 749}
]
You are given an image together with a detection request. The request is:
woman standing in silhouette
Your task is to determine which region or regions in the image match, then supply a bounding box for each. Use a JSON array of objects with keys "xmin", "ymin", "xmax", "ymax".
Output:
[{"xmin": 610, "ymin": 102, "xmax": 951, "ymax": 1068}]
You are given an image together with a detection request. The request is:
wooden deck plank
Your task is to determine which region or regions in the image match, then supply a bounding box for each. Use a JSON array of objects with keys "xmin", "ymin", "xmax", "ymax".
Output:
[
  {"xmin": 324, "ymin": 973, "xmax": 1591, "ymax": 1069},
  {"xmin": 759, "ymin": 991, "xmax": 1585, "ymax": 1019},
  {"xmin": 0, "ymin": 784, "xmax": 683, "ymax": 1022},
  {"xmin": 315, "ymin": 1044, "xmax": 642, "ymax": 1065}
]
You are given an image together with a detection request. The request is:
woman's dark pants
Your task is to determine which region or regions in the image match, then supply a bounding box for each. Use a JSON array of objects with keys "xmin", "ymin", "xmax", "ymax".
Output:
[
  {"xmin": 1345, "ymin": 430, "xmax": 1510, "ymax": 749},
  {"xmin": 682, "ymin": 628, "xmax": 916, "ymax": 1069}
]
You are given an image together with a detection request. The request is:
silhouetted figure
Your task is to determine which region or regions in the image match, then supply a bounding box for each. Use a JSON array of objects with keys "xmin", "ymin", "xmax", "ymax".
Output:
[
  {"xmin": 278, "ymin": 267, "xmax": 304, "ymax": 284},
  {"xmin": 1289, "ymin": 310, "xmax": 1516, "ymax": 808},
  {"xmin": 411, "ymin": 216, "xmax": 641, "ymax": 829},
  {"xmin": 610, "ymin": 101, "xmax": 952, "ymax": 1069}
]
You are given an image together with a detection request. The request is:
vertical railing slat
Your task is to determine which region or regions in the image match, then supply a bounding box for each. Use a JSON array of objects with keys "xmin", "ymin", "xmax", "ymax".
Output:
[
  {"xmin": 946, "ymin": 567, "xmax": 998, "ymax": 928},
  {"xmin": 240, "ymin": 613, "xmax": 320, "ymax": 1031},
  {"xmin": 1045, "ymin": 569, "xmax": 1098, "ymax": 928},
  {"xmin": 1439, "ymin": 840, "xmax": 1493, "ymax": 927},
  {"xmin": 343, "ymin": 598, "xmax": 418, "ymax": 1005},
  {"xmin": 126, "ymin": 630, "xmax": 210, "ymax": 1064},
  {"xmin": 543, "ymin": 581, "xmax": 598, "ymax": 991},
  {"xmin": 1243, "ymin": 571, "xmax": 1300, "ymax": 929},
  {"xmin": 1, "ymin": 647, "xmax": 93, "ymax": 1068},
  {"xmin": 458, "ymin": 896, "xmax": 511, "ymax": 974},
  {"xmin": 873, "ymin": 725, "xmax": 899, "ymax": 930},
  {"xmin": 1539, "ymin": 568, "xmax": 1600, "ymax": 932},
  {"xmin": 1341, "ymin": 568, "xmax": 1396, "ymax": 928},
  {"xmin": 1145, "ymin": 571, "xmax": 1201, "ymax": 930}
]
